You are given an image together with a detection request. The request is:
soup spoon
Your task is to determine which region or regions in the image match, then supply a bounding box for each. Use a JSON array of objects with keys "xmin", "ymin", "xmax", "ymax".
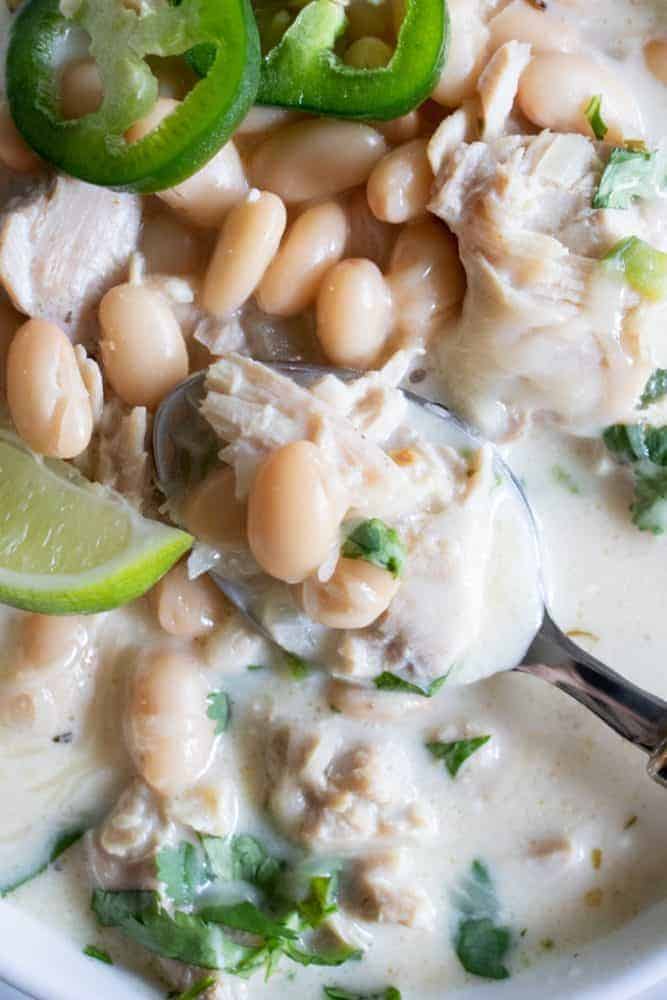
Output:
[{"xmin": 154, "ymin": 364, "xmax": 667, "ymax": 788}]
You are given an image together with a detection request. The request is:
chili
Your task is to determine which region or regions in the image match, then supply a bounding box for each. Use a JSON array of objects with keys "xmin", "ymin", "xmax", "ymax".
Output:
[{"xmin": 6, "ymin": 0, "xmax": 261, "ymax": 193}]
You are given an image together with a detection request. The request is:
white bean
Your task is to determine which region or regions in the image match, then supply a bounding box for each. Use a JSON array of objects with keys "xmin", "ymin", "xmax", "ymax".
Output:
[
  {"xmin": 317, "ymin": 258, "xmax": 394, "ymax": 369},
  {"xmin": 150, "ymin": 560, "xmax": 227, "ymax": 639},
  {"xmin": 256, "ymin": 201, "xmax": 348, "ymax": 316},
  {"xmin": 367, "ymin": 138, "xmax": 433, "ymax": 224},
  {"xmin": 388, "ymin": 219, "xmax": 465, "ymax": 340},
  {"xmin": 126, "ymin": 648, "xmax": 216, "ymax": 796},
  {"xmin": 99, "ymin": 284, "xmax": 189, "ymax": 408},
  {"xmin": 126, "ymin": 98, "xmax": 248, "ymax": 227},
  {"xmin": 247, "ymin": 441, "xmax": 343, "ymax": 583},
  {"xmin": 517, "ymin": 52, "xmax": 643, "ymax": 144},
  {"xmin": 430, "ymin": 0, "xmax": 489, "ymax": 107},
  {"xmin": 487, "ymin": 0, "xmax": 580, "ymax": 55},
  {"xmin": 202, "ymin": 190, "xmax": 287, "ymax": 318},
  {"xmin": 7, "ymin": 319, "xmax": 93, "ymax": 458},
  {"xmin": 251, "ymin": 120, "xmax": 388, "ymax": 203},
  {"xmin": 300, "ymin": 557, "xmax": 400, "ymax": 628}
]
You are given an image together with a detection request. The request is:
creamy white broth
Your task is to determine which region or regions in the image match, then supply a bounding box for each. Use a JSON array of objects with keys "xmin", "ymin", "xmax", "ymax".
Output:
[{"xmin": 1, "ymin": 0, "xmax": 667, "ymax": 996}]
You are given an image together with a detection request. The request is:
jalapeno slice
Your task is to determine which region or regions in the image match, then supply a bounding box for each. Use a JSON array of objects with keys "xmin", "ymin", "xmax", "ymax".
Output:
[
  {"xmin": 258, "ymin": 0, "xmax": 448, "ymax": 120},
  {"xmin": 187, "ymin": 0, "xmax": 447, "ymax": 121},
  {"xmin": 6, "ymin": 0, "xmax": 261, "ymax": 193}
]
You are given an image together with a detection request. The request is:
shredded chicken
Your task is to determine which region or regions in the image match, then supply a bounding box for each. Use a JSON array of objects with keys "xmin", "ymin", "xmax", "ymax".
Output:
[
  {"xmin": 346, "ymin": 850, "xmax": 435, "ymax": 929},
  {"xmin": 0, "ymin": 176, "xmax": 141, "ymax": 340},
  {"xmin": 430, "ymin": 131, "xmax": 667, "ymax": 435},
  {"xmin": 76, "ymin": 398, "xmax": 154, "ymax": 513},
  {"xmin": 265, "ymin": 722, "xmax": 436, "ymax": 849}
]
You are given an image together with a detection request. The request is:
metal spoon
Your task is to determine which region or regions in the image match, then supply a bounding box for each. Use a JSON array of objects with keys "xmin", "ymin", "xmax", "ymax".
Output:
[{"xmin": 154, "ymin": 364, "xmax": 667, "ymax": 787}]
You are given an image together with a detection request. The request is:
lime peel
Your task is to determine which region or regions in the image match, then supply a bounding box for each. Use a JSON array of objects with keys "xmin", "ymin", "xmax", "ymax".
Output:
[{"xmin": 0, "ymin": 431, "xmax": 192, "ymax": 613}]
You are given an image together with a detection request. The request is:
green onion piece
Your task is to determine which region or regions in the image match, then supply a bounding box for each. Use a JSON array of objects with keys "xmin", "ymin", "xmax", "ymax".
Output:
[{"xmin": 602, "ymin": 236, "xmax": 667, "ymax": 301}]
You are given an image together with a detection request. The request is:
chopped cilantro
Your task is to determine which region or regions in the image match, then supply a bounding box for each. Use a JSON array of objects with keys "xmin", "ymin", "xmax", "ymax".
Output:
[
  {"xmin": 83, "ymin": 945, "xmax": 113, "ymax": 964},
  {"xmin": 602, "ymin": 236, "xmax": 667, "ymax": 301},
  {"xmin": 342, "ymin": 519, "xmax": 406, "ymax": 577},
  {"xmin": 603, "ymin": 423, "xmax": 667, "ymax": 532},
  {"xmin": 173, "ymin": 976, "xmax": 216, "ymax": 1000},
  {"xmin": 639, "ymin": 369, "xmax": 667, "ymax": 409},
  {"xmin": 93, "ymin": 835, "xmax": 359, "ymax": 980},
  {"xmin": 551, "ymin": 465, "xmax": 581, "ymax": 495},
  {"xmin": 298, "ymin": 874, "xmax": 339, "ymax": 929},
  {"xmin": 452, "ymin": 860, "xmax": 512, "ymax": 980},
  {"xmin": 426, "ymin": 736, "xmax": 491, "ymax": 778},
  {"xmin": 156, "ymin": 841, "xmax": 211, "ymax": 907},
  {"xmin": 540, "ymin": 938, "xmax": 555, "ymax": 951},
  {"xmin": 593, "ymin": 147, "xmax": 662, "ymax": 209},
  {"xmin": 247, "ymin": 664, "xmax": 265, "ymax": 671},
  {"xmin": 591, "ymin": 848, "xmax": 602, "ymax": 870},
  {"xmin": 206, "ymin": 691, "xmax": 230, "ymax": 735},
  {"xmin": 374, "ymin": 671, "xmax": 448, "ymax": 697},
  {"xmin": 585, "ymin": 95, "xmax": 608, "ymax": 140}
]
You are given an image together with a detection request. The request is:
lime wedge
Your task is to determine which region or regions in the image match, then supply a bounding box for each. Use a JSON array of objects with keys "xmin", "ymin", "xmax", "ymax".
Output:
[{"xmin": 0, "ymin": 430, "xmax": 192, "ymax": 613}]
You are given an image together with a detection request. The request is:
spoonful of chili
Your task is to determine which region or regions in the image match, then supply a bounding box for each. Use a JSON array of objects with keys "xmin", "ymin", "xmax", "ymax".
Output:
[{"xmin": 154, "ymin": 360, "xmax": 667, "ymax": 788}]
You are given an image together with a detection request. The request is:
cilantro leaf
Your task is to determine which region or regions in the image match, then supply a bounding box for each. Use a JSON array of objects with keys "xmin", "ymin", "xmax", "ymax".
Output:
[
  {"xmin": 82, "ymin": 945, "xmax": 113, "ymax": 964},
  {"xmin": 584, "ymin": 94, "xmax": 607, "ymax": 140},
  {"xmin": 284, "ymin": 941, "xmax": 363, "ymax": 967},
  {"xmin": 0, "ymin": 827, "xmax": 84, "ymax": 896},
  {"xmin": 603, "ymin": 423, "xmax": 667, "ymax": 532},
  {"xmin": 593, "ymin": 147, "xmax": 661, "ymax": 209},
  {"xmin": 156, "ymin": 841, "xmax": 211, "ymax": 907},
  {"xmin": 631, "ymin": 463, "xmax": 667, "ymax": 534},
  {"xmin": 602, "ymin": 236, "xmax": 667, "ymax": 301},
  {"xmin": 173, "ymin": 976, "xmax": 216, "ymax": 1000},
  {"xmin": 298, "ymin": 875, "xmax": 339, "ymax": 929},
  {"xmin": 207, "ymin": 690, "xmax": 230, "ymax": 735},
  {"xmin": 639, "ymin": 369, "xmax": 667, "ymax": 409},
  {"xmin": 92, "ymin": 890, "xmax": 255, "ymax": 970},
  {"xmin": 203, "ymin": 833, "xmax": 284, "ymax": 890},
  {"xmin": 93, "ymin": 836, "xmax": 360, "ymax": 981},
  {"xmin": 342, "ymin": 519, "xmax": 406, "ymax": 577},
  {"xmin": 452, "ymin": 860, "xmax": 512, "ymax": 981},
  {"xmin": 197, "ymin": 901, "xmax": 298, "ymax": 940},
  {"xmin": 324, "ymin": 988, "xmax": 401, "ymax": 1000},
  {"xmin": 427, "ymin": 736, "xmax": 491, "ymax": 778},
  {"xmin": 374, "ymin": 671, "xmax": 448, "ymax": 697},
  {"xmin": 456, "ymin": 919, "xmax": 512, "ymax": 980}
]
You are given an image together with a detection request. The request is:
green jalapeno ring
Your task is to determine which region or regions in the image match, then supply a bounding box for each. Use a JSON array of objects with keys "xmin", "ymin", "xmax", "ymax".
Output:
[
  {"xmin": 257, "ymin": 0, "xmax": 449, "ymax": 121},
  {"xmin": 187, "ymin": 0, "xmax": 448, "ymax": 122},
  {"xmin": 6, "ymin": 0, "xmax": 261, "ymax": 193}
]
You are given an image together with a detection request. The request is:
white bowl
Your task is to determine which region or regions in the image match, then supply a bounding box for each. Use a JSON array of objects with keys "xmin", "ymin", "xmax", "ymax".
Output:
[{"xmin": 2, "ymin": 895, "xmax": 667, "ymax": 1000}]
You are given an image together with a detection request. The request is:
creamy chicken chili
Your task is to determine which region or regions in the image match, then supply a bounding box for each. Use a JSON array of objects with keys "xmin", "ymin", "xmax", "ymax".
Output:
[{"xmin": 1, "ymin": 0, "xmax": 667, "ymax": 996}]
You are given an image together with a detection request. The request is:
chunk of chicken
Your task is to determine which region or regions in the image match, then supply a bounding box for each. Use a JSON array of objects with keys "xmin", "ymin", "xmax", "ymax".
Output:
[
  {"xmin": 76, "ymin": 398, "xmax": 154, "ymax": 514},
  {"xmin": 346, "ymin": 850, "xmax": 435, "ymax": 929},
  {"xmin": 264, "ymin": 722, "xmax": 436, "ymax": 849},
  {"xmin": 201, "ymin": 354, "xmax": 417, "ymax": 520},
  {"xmin": 0, "ymin": 176, "xmax": 141, "ymax": 339},
  {"xmin": 430, "ymin": 131, "xmax": 667, "ymax": 436}
]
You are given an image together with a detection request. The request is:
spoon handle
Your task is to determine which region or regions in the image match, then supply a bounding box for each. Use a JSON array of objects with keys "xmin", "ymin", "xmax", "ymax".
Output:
[{"xmin": 518, "ymin": 610, "xmax": 667, "ymax": 786}]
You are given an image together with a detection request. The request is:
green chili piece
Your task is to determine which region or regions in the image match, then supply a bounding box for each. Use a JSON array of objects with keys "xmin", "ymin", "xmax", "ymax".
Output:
[
  {"xmin": 189, "ymin": 0, "xmax": 448, "ymax": 121},
  {"xmin": 6, "ymin": 0, "xmax": 260, "ymax": 192}
]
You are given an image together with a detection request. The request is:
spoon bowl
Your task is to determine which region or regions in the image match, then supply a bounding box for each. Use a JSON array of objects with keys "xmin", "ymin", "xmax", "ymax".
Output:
[{"xmin": 154, "ymin": 363, "xmax": 667, "ymax": 785}]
